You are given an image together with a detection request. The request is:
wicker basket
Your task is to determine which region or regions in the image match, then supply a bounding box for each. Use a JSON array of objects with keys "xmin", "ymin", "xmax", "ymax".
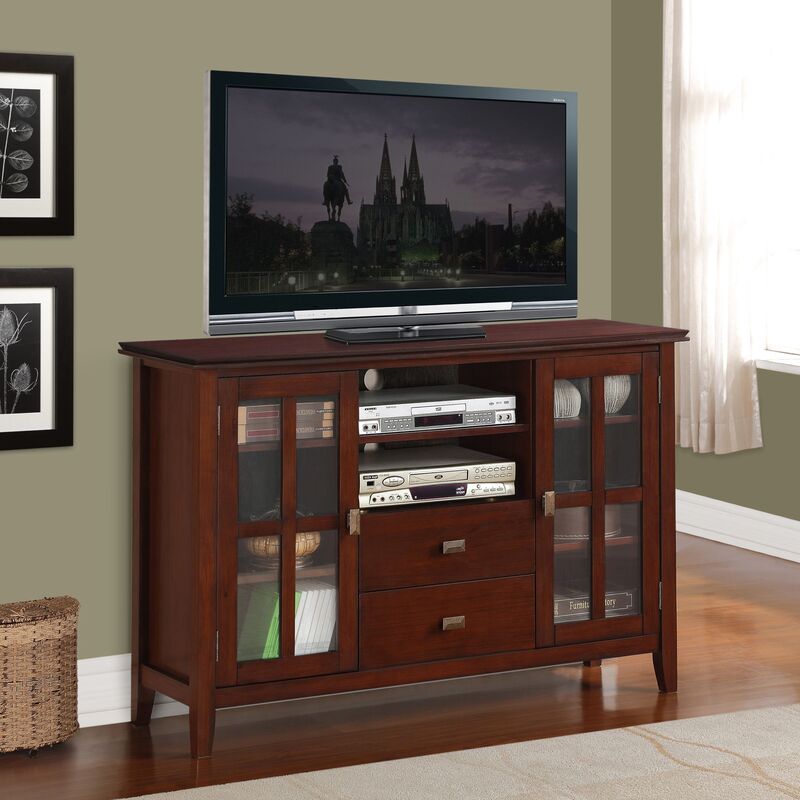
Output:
[{"xmin": 0, "ymin": 596, "xmax": 79, "ymax": 752}]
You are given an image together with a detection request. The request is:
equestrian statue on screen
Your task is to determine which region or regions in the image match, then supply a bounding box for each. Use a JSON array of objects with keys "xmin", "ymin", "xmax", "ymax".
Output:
[{"xmin": 323, "ymin": 155, "xmax": 353, "ymax": 222}]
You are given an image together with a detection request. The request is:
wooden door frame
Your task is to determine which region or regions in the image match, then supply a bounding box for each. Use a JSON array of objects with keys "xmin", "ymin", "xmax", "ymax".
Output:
[
  {"xmin": 216, "ymin": 371, "xmax": 359, "ymax": 687},
  {"xmin": 535, "ymin": 352, "xmax": 659, "ymax": 648}
]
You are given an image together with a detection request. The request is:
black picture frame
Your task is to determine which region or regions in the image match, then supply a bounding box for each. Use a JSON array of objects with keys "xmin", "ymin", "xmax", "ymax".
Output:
[
  {"xmin": 0, "ymin": 53, "xmax": 74, "ymax": 236},
  {"xmin": 0, "ymin": 268, "xmax": 73, "ymax": 450}
]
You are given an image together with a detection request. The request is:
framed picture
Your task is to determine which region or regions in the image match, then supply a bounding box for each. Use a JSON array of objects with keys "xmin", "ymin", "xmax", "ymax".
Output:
[
  {"xmin": 0, "ymin": 53, "xmax": 74, "ymax": 236},
  {"xmin": 0, "ymin": 268, "xmax": 73, "ymax": 450}
]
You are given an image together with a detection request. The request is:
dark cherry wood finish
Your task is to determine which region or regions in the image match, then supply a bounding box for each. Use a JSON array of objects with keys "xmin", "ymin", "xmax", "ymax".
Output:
[
  {"xmin": 120, "ymin": 319, "xmax": 687, "ymax": 758},
  {"xmin": 359, "ymin": 500, "xmax": 534, "ymax": 591},
  {"xmin": 360, "ymin": 576, "xmax": 536, "ymax": 669}
]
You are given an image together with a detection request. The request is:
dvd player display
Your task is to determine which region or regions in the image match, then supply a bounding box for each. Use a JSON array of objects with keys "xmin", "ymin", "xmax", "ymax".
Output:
[
  {"xmin": 358, "ymin": 446, "xmax": 515, "ymax": 508},
  {"xmin": 358, "ymin": 384, "xmax": 515, "ymax": 435}
]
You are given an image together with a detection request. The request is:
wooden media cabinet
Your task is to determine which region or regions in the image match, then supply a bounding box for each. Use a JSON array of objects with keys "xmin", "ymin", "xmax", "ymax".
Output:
[{"xmin": 119, "ymin": 319, "xmax": 688, "ymax": 757}]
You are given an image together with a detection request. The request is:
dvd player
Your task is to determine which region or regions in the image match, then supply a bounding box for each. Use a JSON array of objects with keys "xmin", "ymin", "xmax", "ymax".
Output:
[
  {"xmin": 359, "ymin": 384, "xmax": 516, "ymax": 435},
  {"xmin": 358, "ymin": 446, "xmax": 515, "ymax": 508}
]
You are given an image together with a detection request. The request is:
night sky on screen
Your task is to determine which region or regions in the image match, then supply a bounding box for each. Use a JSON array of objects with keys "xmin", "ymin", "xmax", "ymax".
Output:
[{"xmin": 226, "ymin": 87, "xmax": 566, "ymax": 232}]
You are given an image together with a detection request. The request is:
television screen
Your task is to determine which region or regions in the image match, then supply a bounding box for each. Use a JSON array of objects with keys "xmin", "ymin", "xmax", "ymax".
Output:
[{"xmin": 207, "ymin": 73, "xmax": 576, "ymax": 334}]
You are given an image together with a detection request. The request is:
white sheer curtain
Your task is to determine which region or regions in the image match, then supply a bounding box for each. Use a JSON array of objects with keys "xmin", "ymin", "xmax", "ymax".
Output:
[{"xmin": 661, "ymin": 0, "xmax": 793, "ymax": 453}]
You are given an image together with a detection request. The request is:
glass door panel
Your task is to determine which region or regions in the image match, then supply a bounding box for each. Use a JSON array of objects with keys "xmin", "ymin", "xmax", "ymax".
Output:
[
  {"xmin": 237, "ymin": 537, "xmax": 281, "ymax": 662},
  {"xmin": 238, "ymin": 400, "xmax": 281, "ymax": 522},
  {"xmin": 554, "ymin": 377, "xmax": 591, "ymax": 493},
  {"xmin": 553, "ymin": 506, "xmax": 591, "ymax": 623},
  {"xmin": 294, "ymin": 529, "xmax": 338, "ymax": 656},
  {"xmin": 296, "ymin": 396, "xmax": 338, "ymax": 518},
  {"xmin": 605, "ymin": 374, "xmax": 641, "ymax": 489},
  {"xmin": 605, "ymin": 503, "xmax": 642, "ymax": 618},
  {"xmin": 543, "ymin": 353, "xmax": 654, "ymax": 645}
]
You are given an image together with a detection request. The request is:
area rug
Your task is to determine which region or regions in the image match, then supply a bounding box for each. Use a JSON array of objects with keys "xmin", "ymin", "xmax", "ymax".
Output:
[{"xmin": 129, "ymin": 704, "xmax": 800, "ymax": 799}]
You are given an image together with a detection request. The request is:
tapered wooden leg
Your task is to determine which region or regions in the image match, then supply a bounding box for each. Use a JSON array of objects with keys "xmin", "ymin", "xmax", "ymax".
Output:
[
  {"xmin": 583, "ymin": 659, "xmax": 602, "ymax": 667},
  {"xmin": 189, "ymin": 698, "xmax": 216, "ymax": 759},
  {"xmin": 653, "ymin": 648, "xmax": 677, "ymax": 693},
  {"xmin": 131, "ymin": 682, "xmax": 156, "ymax": 726}
]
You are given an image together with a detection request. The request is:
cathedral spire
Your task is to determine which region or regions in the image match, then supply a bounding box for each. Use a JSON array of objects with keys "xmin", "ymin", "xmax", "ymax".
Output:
[
  {"xmin": 408, "ymin": 134, "xmax": 421, "ymax": 182},
  {"xmin": 402, "ymin": 133, "xmax": 426, "ymax": 206},
  {"xmin": 374, "ymin": 133, "xmax": 397, "ymax": 205}
]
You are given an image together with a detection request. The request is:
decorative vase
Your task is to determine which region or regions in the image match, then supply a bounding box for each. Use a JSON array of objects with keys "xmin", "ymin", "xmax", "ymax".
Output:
[
  {"xmin": 554, "ymin": 379, "xmax": 582, "ymax": 418},
  {"xmin": 245, "ymin": 531, "xmax": 321, "ymax": 569},
  {"xmin": 604, "ymin": 374, "xmax": 632, "ymax": 415}
]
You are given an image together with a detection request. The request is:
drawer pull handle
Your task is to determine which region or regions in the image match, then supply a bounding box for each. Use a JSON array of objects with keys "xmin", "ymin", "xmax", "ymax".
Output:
[
  {"xmin": 442, "ymin": 539, "xmax": 466, "ymax": 554},
  {"xmin": 442, "ymin": 615, "xmax": 466, "ymax": 631}
]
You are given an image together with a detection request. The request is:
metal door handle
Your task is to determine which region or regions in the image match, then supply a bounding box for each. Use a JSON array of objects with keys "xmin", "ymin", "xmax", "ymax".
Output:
[
  {"xmin": 442, "ymin": 539, "xmax": 466, "ymax": 554},
  {"xmin": 542, "ymin": 490, "xmax": 556, "ymax": 517},
  {"xmin": 442, "ymin": 615, "xmax": 466, "ymax": 631}
]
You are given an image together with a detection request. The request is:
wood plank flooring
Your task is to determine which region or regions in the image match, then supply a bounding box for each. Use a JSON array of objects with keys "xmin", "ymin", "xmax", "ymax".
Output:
[{"xmin": 1, "ymin": 533, "xmax": 798, "ymax": 799}]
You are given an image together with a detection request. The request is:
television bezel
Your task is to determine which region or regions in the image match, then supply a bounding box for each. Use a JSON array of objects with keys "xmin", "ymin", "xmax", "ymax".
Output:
[{"xmin": 206, "ymin": 71, "xmax": 577, "ymax": 335}]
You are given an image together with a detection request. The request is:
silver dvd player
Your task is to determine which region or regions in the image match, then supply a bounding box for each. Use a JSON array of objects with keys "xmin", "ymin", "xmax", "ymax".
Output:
[
  {"xmin": 358, "ymin": 446, "xmax": 515, "ymax": 508},
  {"xmin": 358, "ymin": 384, "xmax": 516, "ymax": 435}
]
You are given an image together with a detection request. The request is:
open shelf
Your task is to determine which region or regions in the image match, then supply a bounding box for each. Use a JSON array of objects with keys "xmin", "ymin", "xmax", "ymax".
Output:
[
  {"xmin": 238, "ymin": 563, "xmax": 337, "ymax": 585},
  {"xmin": 553, "ymin": 535, "xmax": 636, "ymax": 553},
  {"xmin": 239, "ymin": 437, "xmax": 337, "ymax": 453},
  {"xmin": 554, "ymin": 414, "xmax": 638, "ymax": 430},
  {"xmin": 359, "ymin": 423, "xmax": 529, "ymax": 445}
]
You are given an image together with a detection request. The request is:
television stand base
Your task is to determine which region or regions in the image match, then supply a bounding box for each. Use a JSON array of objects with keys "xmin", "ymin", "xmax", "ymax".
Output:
[{"xmin": 325, "ymin": 324, "xmax": 487, "ymax": 344}]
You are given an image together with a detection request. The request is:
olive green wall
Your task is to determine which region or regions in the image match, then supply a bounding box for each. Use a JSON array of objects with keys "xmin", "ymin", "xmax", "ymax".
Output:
[
  {"xmin": 0, "ymin": 0, "xmax": 614, "ymax": 658},
  {"xmin": 611, "ymin": 0, "xmax": 800, "ymax": 522}
]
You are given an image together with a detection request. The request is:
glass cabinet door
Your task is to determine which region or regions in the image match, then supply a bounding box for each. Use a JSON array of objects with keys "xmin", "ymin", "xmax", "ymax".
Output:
[
  {"xmin": 536, "ymin": 354, "xmax": 658, "ymax": 646},
  {"xmin": 218, "ymin": 373, "xmax": 357, "ymax": 684}
]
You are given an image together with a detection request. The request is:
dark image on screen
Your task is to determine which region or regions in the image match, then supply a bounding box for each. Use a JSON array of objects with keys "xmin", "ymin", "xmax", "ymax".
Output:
[{"xmin": 225, "ymin": 88, "xmax": 566, "ymax": 296}]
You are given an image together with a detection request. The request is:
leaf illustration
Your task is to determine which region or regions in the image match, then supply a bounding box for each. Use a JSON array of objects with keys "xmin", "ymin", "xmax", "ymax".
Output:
[
  {"xmin": 3, "ymin": 173, "xmax": 28, "ymax": 193},
  {"xmin": 7, "ymin": 150, "xmax": 33, "ymax": 170},
  {"xmin": 11, "ymin": 122, "xmax": 33, "ymax": 142},
  {"xmin": 10, "ymin": 363, "xmax": 33, "ymax": 392},
  {"xmin": 14, "ymin": 96, "xmax": 37, "ymax": 118},
  {"xmin": 0, "ymin": 308, "xmax": 16, "ymax": 345},
  {"xmin": 0, "ymin": 93, "xmax": 10, "ymax": 110}
]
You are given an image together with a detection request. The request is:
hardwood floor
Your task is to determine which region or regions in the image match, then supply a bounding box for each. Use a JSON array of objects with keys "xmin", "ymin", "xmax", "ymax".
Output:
[{"xmin": 2, "ymin": 533, "xmax": 799, "ymax": 799}]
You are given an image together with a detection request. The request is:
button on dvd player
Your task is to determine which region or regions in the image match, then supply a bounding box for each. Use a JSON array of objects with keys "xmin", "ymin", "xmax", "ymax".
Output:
[{"xmin": 359, "ymin": 385, "xmax": 516, "ymax": 435}]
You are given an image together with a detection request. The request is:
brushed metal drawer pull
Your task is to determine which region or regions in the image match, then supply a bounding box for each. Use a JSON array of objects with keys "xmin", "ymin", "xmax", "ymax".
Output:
[
  {"xmin": 442, "ymin": 615, "xmax": 466, "ymax": 631},
  {"xmin": 442, "ymin": 538, "xmax": 466, "ymax": 554}
]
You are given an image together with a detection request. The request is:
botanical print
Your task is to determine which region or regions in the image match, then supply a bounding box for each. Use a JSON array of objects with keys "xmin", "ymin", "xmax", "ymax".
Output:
[
  {"xmin": 0, "ymin": 87, "xmax": 40, "ymax": 199},
  {"xmin": 0, "ymin": 303, "xmax": 40, "ymax": 415}
]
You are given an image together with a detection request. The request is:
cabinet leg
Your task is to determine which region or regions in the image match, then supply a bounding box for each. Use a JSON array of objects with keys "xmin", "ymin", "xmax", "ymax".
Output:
[
  {"xmin": 653, "ymin": 649, "xmax": 677, "ymax": 693},
  {"xmin": 189, "ymin": 700, "xmax": 216, "ymax": 759},
  {"xmin": 583, "ymin": 659, "xmax": 602, "ymax": 668},
  {"xmin": 131, "ymin": 682, "xmax": 155, "ymax": 726}
]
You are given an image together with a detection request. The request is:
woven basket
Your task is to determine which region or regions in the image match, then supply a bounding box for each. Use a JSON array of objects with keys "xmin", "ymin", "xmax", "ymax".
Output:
[{"xmin": 0, "ymin": 596, "xmax": 79, "ymax": 752}]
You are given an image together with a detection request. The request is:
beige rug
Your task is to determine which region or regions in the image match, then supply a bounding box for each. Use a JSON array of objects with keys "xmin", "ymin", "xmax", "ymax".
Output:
[{"xmin": 131, "ymin": 704, "xmax": 800, "ymax": 799}]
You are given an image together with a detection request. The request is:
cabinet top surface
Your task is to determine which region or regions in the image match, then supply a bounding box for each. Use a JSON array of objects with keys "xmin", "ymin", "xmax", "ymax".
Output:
[{"xmin": 119, "ymin": 319, "xmax": 688, "ymax": 367}]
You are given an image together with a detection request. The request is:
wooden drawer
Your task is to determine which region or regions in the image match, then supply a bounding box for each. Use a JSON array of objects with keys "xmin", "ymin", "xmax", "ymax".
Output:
[
  {"xmin": 360, "ymin": 576, "xmax": 535, "ymax": 669},
  {"xmin": 359, "ymin": 500, "xmax": 534, "ymax": 591}
]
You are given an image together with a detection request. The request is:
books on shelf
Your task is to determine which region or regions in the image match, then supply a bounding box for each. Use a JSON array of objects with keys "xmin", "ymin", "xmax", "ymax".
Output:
[
  {"xmin": 237, "ymin": 577, "xmax": 337, "ymax": 662},
  {"xmin": 237, "ymin": 582, "xmax": 299, "ymax": 661},
  {"xmin": 238, "ymin": 400, "xmax": 336, "ymax": 444},
  {"xmin": 295, "ymin": 579, "xmax": 337, "ymax": 656},
  {"xmin": 553, "ymin": 586, "xmax": 639, "ymax": 623}
]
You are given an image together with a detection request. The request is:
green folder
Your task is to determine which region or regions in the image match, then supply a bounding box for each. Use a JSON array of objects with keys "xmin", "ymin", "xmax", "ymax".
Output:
[
  {"xmin": 262, "ymin": 590, "xmax": 301, "ymax": 660},
  {"xmin": 238, "ymin": 583, "xmax": 279, "ymax": 661}
]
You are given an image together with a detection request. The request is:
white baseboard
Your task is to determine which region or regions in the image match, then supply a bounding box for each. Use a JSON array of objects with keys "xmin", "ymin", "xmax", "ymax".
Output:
[
  {"xmin": 676, "ymin": 489, "xmax": 800, "ymax": 563},
  {"xmin": 76, "ymin": 491, "xmax": 798, "ymax": 728},
  {"xmin": 77, "ymin": 654, "xmax": 187, "ymax": 728}
]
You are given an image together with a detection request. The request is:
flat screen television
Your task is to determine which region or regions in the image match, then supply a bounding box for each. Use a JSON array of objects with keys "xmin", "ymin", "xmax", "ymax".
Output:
[{"xmin": 206, "ymin": 71, "xmax": 577, "ymax": 337}]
